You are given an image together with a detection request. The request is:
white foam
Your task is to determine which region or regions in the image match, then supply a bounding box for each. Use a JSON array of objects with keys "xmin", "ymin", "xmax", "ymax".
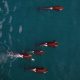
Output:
[
  {"xmin": 9, "ymin": 16, "xmax": 12, "ymax": 24},
  {"xmin": 8, "ymin": 53, "xmax": 23, "ymax": 58},
  {"xmin": 9, "ymin": 26, "xmax": 13, "ymax": 32},
  {"xmin": 19, "ymin": 25, "xmax": 23, "ymax": 34},
  {"xmin": 0, "ymin": 24, "xmax": 2, "ymax": 30},
  {"xmin": 3, "ymin": 0, "xmax": 9, "ymax": 14},
  {"xmin": 0, "ymin": 31, "xmax": 2, "ymax": 38}
]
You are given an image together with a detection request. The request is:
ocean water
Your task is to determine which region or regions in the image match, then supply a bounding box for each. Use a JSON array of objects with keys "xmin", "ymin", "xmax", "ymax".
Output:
[{"xmin": 0, "ymin": 0, "xmax": 80, "ymax": 80}]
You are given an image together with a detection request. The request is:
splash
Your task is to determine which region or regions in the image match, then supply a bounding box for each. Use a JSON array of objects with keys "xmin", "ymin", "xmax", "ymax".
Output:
[
  {"xmin": 7, "ymin": 51, "xmax": 23, "ymax": 59},
  {"xmin": 0, "ymin": 42, "xmax": 36, "ymax": 64},
  {"xmin": 8, "ymin": 51, "xmax": 35, "ymax": 62},
  {"xmin": 0, "ymin": 42, "xmax": 36, "ymax": 80}
]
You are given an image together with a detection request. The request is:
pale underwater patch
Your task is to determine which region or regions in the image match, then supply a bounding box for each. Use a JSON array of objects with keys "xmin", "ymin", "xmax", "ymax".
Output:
[
  {"xmin": 19, "ymin": 25, "xmax": 23, "ymax": 34},
  {"xmin": 0, "ymin": 31, "xmax": 2, "ymax": 38}
]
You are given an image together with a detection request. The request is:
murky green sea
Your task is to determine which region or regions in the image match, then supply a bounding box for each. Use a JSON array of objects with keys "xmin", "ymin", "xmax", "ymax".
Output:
[{"xmin": 0, "ymin": 0, "xmax": 80, "ymax": 80}]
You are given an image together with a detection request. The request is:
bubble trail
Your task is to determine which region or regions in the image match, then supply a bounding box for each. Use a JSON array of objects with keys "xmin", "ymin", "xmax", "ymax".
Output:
[
  {"xmin": 7, "ymin": 51, "xmax": 23, "ymax": 59},
  {"xmin": 7, "ymin": 51, "xmax": 36, "ymax": 62}
]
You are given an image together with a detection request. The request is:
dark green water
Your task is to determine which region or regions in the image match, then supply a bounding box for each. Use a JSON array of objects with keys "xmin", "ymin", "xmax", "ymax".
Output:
[{"xmin": 0, "ymin": 0, "xmax": 80, "ymax": 80}]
